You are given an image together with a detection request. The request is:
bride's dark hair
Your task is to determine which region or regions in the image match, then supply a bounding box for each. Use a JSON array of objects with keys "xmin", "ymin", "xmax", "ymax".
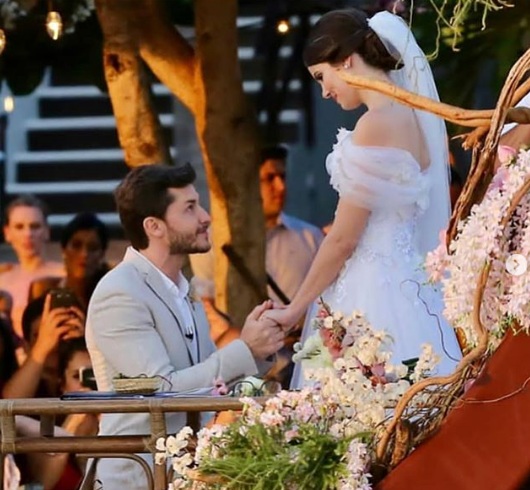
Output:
[{"xmin": 303, "ymin": 8, "xmax": 403, "ymax": 71}]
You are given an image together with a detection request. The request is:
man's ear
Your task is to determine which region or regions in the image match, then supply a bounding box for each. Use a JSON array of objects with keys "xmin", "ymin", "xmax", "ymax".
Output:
[{"xmin": 143, "ymin": 217, "xmax": 164, "ymax": 239}]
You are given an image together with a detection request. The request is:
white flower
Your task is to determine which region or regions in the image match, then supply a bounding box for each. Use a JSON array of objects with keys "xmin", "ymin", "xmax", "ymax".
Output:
[
  {"xmin": 155, "ymin": 437, "xmax": 166, "ymax": 452},
  {"xmin": 165, "ymin": 435, "xmax": 188, "ymax": 455}
]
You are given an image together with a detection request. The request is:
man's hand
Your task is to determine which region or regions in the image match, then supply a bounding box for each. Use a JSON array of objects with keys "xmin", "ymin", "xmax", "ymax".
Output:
[{"xmin": 240, "ymin": 300, "xmax": 285, "ymax": 360}]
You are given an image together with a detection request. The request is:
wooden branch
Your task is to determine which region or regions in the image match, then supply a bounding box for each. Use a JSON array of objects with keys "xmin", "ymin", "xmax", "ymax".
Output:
[
  {"xmin": 339, "ymin": 73, "xmax": 491, "ymax": 126},
  {"xmin": 448, "ymin": 47, "xmax": 530, "ymax": 242},
  {"xmin": 137, "ymin": 0, "xmax": 197, "ymax": 113},
  {"xmin": 340, "ymin": 73, "xmax": 530, "ymax": 128}
]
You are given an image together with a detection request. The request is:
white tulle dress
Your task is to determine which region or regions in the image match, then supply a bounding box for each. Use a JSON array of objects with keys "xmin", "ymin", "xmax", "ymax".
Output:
[{"xmin": 290, "ymin": 128, "xmax": 462, "ymax": 389}]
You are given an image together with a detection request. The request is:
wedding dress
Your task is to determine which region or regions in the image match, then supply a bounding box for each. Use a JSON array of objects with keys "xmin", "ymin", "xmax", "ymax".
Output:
[{"xmin": 290, "ymin": 129, "xmax": 462, "ymax": 388}]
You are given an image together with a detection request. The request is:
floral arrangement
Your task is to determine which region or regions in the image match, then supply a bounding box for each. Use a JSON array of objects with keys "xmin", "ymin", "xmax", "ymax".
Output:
[
  {"xmin": 426, "ymin": 146, "xmax": 530, "ymax": 351},
  {"xmin": 156, "ymin": 304, "xmax": 440, "ymax": 489}
]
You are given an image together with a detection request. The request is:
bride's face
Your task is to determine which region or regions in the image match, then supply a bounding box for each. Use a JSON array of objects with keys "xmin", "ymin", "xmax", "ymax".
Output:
[{"xmin": 308, "ymin": 62, "xmax": 361, "ymax": 110}]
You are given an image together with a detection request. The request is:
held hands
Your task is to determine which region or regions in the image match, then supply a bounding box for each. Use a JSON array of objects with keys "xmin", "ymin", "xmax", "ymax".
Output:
[
  {"xmin": 240, "ymin": 300, "xmax": 285, "ymax": 360},
  {"xmin": 260, "ymin": 304, "xmax": 302, "ymax": 333}
]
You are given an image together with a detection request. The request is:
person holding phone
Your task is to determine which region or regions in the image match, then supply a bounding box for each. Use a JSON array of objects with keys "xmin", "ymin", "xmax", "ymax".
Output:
[{"xmin": 2, "ymin": 293, "xmax": 85, "ymax": 399}]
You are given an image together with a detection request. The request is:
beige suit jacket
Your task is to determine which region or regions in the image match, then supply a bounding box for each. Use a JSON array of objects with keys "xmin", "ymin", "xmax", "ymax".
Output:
[{"xmin": 86, "ymin": 247, "xmax": 259, "ymax": 489}]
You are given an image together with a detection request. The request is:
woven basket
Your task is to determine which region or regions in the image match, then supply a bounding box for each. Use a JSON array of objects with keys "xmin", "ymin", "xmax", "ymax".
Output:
[{"xmin": 113, "ymin": 375, "xmax": 161, "ymax": 394}]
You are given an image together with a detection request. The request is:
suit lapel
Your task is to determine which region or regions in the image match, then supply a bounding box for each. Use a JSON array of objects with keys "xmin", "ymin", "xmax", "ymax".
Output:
[{"xmin": 124, "ymin": 248, "xmax": 195, "ymax": 364}]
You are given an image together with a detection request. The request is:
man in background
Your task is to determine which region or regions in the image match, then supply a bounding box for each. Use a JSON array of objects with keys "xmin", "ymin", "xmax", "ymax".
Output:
[{"xmin": 191, "ymin": 146, "xmax": 324, "ymax": 387}]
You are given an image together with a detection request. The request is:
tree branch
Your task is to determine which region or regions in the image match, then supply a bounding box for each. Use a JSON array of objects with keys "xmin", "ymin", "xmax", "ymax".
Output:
[{"xmin": 137, "ymin": 0, "xmax": 197, "ymax": 113}]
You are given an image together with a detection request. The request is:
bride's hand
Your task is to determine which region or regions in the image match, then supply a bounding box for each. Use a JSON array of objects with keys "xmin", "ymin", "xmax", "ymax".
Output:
[{"xmin": 261, "ymin": 305, "xmax": 301, "ymax": 332}]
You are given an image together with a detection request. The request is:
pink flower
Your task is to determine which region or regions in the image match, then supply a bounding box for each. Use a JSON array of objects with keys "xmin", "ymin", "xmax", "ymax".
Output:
[
  {"xmin": 425, "ymin": 230, "xmax": 449, "ymax": 282},
  {"xmin": 497, "ymin": 145, "xmax": 517, "ymax": 165},
  {"xmin": 490, "ymin": 166, "xmax": 509, "ymax": 191},
  {"xmin": 212, "ymin": 377, "xmax": 228, "ymax": 396}
]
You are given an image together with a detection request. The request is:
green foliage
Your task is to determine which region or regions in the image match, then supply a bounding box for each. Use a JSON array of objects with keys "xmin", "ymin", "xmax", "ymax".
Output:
[
  {"xmin": 199, "ymin": 418, "xmax": 357, "ymax": 489},
  {"xmin": 412, "ymin": 0, "xmax": 528, "ymax": 123},
  {"xmin": 426, "ymin": 0, "xmax": 515, "ymax": 53}
]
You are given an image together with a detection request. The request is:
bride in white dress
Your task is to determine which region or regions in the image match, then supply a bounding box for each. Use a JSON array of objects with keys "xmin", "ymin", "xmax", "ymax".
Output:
[{"xmin": 263, "ymin": 8, "xmax": 462, "ymax": 388}]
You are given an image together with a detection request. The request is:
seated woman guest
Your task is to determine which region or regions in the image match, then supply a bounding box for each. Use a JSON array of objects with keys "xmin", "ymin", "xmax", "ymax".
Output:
[{"xmin": 29, "ymin": 213, "xmax": 110, "ymax": 311}]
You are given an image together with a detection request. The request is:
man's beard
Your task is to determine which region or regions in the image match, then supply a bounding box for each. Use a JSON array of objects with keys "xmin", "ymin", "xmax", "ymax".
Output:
[{"xmin": 168, "ymin": 228, "xmax": 210, "ymax": 255}]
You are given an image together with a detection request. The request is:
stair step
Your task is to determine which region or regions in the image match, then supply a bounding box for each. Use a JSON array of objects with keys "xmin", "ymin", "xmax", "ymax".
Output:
[
  {"xmin": 6, "ymin": 181, "xmax": 121, "ymax": 194},
  {"xmin": 26, "ymin": 119, "xmax": 173, "ymax": 152},
  {"xmin": 17, "ymin": 160, "xmax": 127, "ymax": 184}
]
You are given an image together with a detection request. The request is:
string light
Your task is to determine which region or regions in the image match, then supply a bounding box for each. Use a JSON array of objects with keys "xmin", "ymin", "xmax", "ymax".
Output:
[
  {"xmin": 0, "ymin": 30, "xmax": 5, "ymax": 54},
  {"xmin": 276, "ymin": 19, "xmax": 290, "ymax": 35},
  {"xmin": 3, "ymin": 96, "xmax": 14, "ymax": 113},
  {"xmin": 46, "ymin": 11, "xmax": 63, "ymax": 40}
]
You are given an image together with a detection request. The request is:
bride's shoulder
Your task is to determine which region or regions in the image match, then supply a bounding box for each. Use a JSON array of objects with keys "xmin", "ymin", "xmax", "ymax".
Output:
[{"xmin": 353, "ymin": 106, "xmax": 412, "ymax": 148}]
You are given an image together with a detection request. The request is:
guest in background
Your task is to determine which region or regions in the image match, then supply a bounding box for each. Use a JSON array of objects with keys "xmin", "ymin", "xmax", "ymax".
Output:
[
  {"xmin": 29, "ymin": 212, "xmax": 110, "ymax": 311},
  {"xmin": 0, "ymin": 195, "xmax": 64, "ymax": 341},
  {"xmin": 190, "ymin": 146, "xmax": 324, "ymax": 387},
  {"xmin": 2, "ymin": 294, "xmax": 84, "ymax": 399}
]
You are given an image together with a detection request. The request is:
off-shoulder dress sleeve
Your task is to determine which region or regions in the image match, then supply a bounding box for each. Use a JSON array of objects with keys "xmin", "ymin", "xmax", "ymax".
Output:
[{"xmin": 326, "ymin": 129, "xmax": 430, "ymax": 212}]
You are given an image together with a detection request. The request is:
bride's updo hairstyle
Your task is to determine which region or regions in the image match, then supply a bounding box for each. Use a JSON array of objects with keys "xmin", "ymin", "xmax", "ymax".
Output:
[{"xmin": 303, "ymin": 8, "xmax": 403, "ymax": 72}]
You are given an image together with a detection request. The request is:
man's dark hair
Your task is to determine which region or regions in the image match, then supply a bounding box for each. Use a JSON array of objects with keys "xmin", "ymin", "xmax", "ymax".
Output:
[
  {"xmin": 4, "ymin": 194, "xmax": 50, "ymax": 225},
  {"xmin": 260, "ymin": 145, "xmax": 288, "ymax": 165},
  {"xmin": 60, "ymin": 212, "xmax": 109, "ymax": 252},
  {"xmin": 114, "ymin": 163, "xmax": 196, "ymax": 250}
]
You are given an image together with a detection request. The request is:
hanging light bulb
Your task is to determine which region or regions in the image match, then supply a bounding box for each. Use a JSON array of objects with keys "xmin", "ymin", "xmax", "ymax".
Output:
[
  {"xmin": 0, "ymin": 30, "xmax": 6, "ymax": 55},
  {"xmin": 46, "ymin": 11, "xmax": 63, "ymax": 40},
  {"xmin": 4, "ymin": 96, "xmax": 14, "ymax": 113},
  {"xmin": 276, "ymin": 19, "xmax": 290, "ymax": 35}
]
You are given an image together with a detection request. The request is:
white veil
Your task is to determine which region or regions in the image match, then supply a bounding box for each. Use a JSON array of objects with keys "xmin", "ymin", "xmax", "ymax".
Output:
[{"xmin": 368, "ymin": 11, "xmax": 451, "ymax": 254}]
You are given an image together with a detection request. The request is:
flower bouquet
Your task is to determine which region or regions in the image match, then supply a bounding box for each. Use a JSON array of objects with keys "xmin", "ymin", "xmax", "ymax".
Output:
[{"xmin": 156, "ymin": 303, "xmax": 440, "ymax": 489}]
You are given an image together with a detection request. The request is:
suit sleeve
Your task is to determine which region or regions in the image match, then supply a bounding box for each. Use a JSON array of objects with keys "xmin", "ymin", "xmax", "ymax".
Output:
[{"xmin": 87, "ymin": 288, "xmax": 259, "ymax": 393}]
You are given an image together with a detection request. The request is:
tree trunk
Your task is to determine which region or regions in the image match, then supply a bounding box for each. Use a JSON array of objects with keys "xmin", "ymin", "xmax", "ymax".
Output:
[
  {"xmin": 95, "ymin": 0, "xmax": 172, "ymax": 166},
  {"xmin": 96, "ymin": 0, "xmax": 267, "ymax": 324},
  {"xmin": 194, "ymin": 0, "xmax": 267, "ymax": 325}
]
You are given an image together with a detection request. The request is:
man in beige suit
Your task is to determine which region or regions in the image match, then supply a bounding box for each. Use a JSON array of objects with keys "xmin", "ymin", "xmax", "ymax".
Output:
[{"xmin": 85, "ymin": 163, "xmax": 284, "ymax": 489}]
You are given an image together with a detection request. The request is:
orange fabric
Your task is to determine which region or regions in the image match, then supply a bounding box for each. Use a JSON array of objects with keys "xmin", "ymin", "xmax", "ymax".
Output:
[{"xmin": 376, "ymin": 330, "xmax": 530, "ymax": 490}]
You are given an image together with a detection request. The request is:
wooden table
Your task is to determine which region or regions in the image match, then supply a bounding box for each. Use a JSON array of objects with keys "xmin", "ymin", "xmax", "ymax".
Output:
[{"xmin": 0, "ymin": 396, "xmax": 249, "ymax": 490}]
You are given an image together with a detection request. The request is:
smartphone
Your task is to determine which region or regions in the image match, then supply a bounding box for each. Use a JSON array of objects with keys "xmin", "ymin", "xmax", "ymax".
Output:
[
  {"xmin": 79, "ymin": 367, "xmax": 98, "ymax": 391},
  {"xmin": 49, "ymin": 288, "xmax": 79, "ymax": 310}
]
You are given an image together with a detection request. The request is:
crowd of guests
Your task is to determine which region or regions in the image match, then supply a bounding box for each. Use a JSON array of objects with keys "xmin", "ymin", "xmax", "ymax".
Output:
[{"xmin": 0, "ymin": 195, "xmax": 108, "ymax": 489}]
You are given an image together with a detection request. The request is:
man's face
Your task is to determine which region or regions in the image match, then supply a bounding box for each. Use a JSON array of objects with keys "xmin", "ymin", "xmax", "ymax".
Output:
[
  {"xmin": 162, "ymin": 186, "xmax": 211, "ymax": 255},
  {"xmin": 260, "ymin": 158, "xmax": 286, "ymax": 221},
  {"xmin": 4, "ymin": 205, "xmax": 49, "ymax": 261}
]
